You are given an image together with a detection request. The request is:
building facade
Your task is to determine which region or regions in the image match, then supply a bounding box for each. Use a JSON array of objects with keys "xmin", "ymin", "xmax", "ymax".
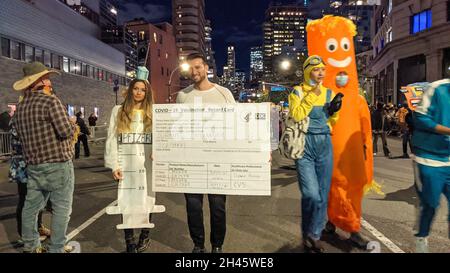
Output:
[
  {"xmin": 369, "ymin": 0, "xmax": 450, "ymax": 104},
  {"xmin": 101, "ymin": 26, "xmax": 138, "ymax": 79},
  {"xmin": 172, "ymin": 0, "xmax": 207, "ymax": 60},
  {"xmin": 325, "ymin": 0, "xmax": 374, "ymax": 53},
  {"xmin": 205, "ymin": 20, "xmax": 218, "ymax": 81},
  {"xmin": 226, "ymin": 45, "xmax": 236, "ymax": 79},
  {"xmin": 263, "ymin": 5, "xmax": 308, "ymax": 79},
  {"xmin": 126, "ymin": 21, "xmax": 180, "ymax": 104},
  {"xmin": 1, "ymin": 0, "xmax": 127, "ymax": 124},
  {"xmin": 250, "ymin": 46, "xmax": 263, "ymax": 82}
]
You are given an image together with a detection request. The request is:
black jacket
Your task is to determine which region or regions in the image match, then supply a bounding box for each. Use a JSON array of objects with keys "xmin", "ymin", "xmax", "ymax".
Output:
[
  {"xmin": 76, "ymin": 117, "xmax": 90, "ymax": 136},
  {"xmin": 371, "ymin": 109, "xmax": 388, "ymax": 131}
]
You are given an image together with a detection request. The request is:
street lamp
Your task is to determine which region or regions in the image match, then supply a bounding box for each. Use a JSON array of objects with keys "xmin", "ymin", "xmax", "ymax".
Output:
[
  {"xmin": 280, "ymin": 60, "xmax": 291, "ymax": 71},
  {"xmin": 168, "ymin": 62, "xmax": 190, "ymax": 103}
]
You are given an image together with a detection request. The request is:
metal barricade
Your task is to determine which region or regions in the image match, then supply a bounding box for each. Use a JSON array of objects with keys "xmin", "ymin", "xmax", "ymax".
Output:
[
  {"xmin": 0, "ymin": 132, "xmax": 12, "ymax": 157},
  {"xmin": 88, "ymin": 125, "xmax": 108, "ymax": 143}
]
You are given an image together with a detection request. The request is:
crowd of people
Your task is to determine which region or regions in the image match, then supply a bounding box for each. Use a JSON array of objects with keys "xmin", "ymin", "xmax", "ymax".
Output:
[{"xmin": 3, "ymin": 16, "xmax": 449, "ymax": 254}]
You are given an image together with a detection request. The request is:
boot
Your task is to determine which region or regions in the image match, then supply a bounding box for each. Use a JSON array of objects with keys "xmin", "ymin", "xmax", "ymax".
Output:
[
  {"xmin": 126, "ymin": 238, "xmax": 137, "ymax": 253},
  {"xmin": 137, "ymin": 232, "xmax": 151, "ymax": 253},
  {"xmin": 303, "ymin": 236, "xmax": 326, "ymax": 253},
  {"xmin": 211, "ymin": 246, "xmax": 223, "ymax": 253},
  {"xmin": 323, "ymin": 221, "xmax": 336, "ymax": 234},
  {"xmin": 349, "ymin": 232, "xmax": 370, "ymax": 249},
  {"xmin": 192, "ymin": 246, "xmax": 206, "ymax": 253}
]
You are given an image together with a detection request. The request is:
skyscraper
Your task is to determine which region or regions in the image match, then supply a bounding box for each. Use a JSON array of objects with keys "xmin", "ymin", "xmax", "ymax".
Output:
[
  {"xmin": 226, "ymin": 45, "xmax": 236, "ymax": 79},
  {"xmin": 101, "ymin": 25, "xmax": 138, "ymax": 79},
  {"xmin": 263, "ymin": 5, "xmax": 308, "ymax": 79},
  {"xmin": 205, "ymin": 20, "xmax": 218, "ymax": 81},
  {"xmin": 172, "ymin": 0, "xmax": 207, "ymax": 61},
  {"xmin": 250, "ymin": 46, "xmax": 263, "ymax": 82},
  {"xmin": 325, "ymin": 0, "xmax": 374, "ymax": 53}
]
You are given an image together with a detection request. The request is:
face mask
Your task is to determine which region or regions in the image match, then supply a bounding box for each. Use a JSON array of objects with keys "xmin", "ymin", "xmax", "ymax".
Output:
[{"xmin": 336, "ymin": 75, "xmax": 349, "ymax": 87}]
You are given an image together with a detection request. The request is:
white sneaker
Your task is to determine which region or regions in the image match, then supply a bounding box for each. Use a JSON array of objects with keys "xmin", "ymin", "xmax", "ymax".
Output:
[{"xmin": 415, "ymin": 237, "xmax": 429, "ymax": 253}]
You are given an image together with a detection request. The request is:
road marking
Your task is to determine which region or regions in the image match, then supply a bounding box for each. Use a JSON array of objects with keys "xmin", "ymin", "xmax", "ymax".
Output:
[
  {"xmin": 361, "ymin": 218, "xmax": 405, "ymax": 253},
  {"xmin": 67, "ymin": 200, "xmax": 117, "ymax": 241}
]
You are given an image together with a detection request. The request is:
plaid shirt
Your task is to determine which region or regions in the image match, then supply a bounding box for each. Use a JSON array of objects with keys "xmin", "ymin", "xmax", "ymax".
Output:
[{"xmin": 14, "ymin": 91, "xmax": 75, "ymax": 165}]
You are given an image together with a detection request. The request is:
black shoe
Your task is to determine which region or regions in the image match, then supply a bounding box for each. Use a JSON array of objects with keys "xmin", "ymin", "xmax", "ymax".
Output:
[
  {"xmin": 323, "ymin": 221, "xmax": 336, "ymax": 234},
  {"xmin": 192, "ymin": 246, "xmax": 206, "ymax": 253},
  {"xmin": 303, "ymin": 236, "xmax": 326, "ymax": 253},
  {"xmin": 137, "ymin": 233, "xmax": 151, "ymax": 253},
  {"xmin": 211, "ymin": 246, "xmax": 223, "ymax": 253},
  {"xmin": 349, "ymin": 232, "xmax": 370, "ymax": 249},
  {"xmin": 126, "ymin": 243, "xmax": 137, "ymax": 253},
  {"xmin": 401, "ymin": 154, "xmax": 410, "ymax": 159}
]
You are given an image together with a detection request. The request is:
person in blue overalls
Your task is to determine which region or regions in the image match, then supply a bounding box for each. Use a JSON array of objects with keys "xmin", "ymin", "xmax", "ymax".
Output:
[{"xmin": 288, "ymin": 55, "xmax": 341, "ymax": 253}]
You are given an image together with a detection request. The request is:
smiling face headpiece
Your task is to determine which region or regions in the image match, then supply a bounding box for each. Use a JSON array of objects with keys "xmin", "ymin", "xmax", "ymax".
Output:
[{"xmin": 306, "ymin": 16, "xmax": 358, "ymax": 96}]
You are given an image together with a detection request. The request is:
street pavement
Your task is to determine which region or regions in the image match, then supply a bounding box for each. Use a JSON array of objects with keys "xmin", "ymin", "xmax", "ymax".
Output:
[{"xmin": 0, "ymin": 137, "xmax": 448, "ymax": 253}]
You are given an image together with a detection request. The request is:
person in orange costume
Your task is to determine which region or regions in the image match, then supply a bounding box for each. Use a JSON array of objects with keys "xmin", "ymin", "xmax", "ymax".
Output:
[{"xmin": 306, "ymin": 15, "xmax": 374, "ymax": 248}]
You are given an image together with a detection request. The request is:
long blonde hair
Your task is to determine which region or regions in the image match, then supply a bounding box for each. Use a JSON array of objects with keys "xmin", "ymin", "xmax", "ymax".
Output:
[{"xmin": 116, "ymin": 79, "xmax": 153, "ymax": 133}]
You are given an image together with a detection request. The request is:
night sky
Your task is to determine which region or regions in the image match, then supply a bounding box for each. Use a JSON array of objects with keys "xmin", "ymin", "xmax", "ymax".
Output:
[{"xmin": 113, "ymin": 0, "xmax": 329, "ymax": 76}]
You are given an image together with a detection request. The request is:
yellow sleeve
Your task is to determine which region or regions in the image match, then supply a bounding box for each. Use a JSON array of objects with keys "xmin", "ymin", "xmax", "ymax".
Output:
[
  {"xmin": 288, "ymin": 86, "xmax": 319, "ymax": 122},
  {"xmin": 328, "ymin": 90, "xmax": 340, "ymax": 126}
]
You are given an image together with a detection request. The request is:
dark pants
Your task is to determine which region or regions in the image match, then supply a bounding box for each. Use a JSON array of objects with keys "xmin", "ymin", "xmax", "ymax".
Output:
[
  {"xmin": 373, "ymin": 131, "xmax": 391, "ymax": 156},
  {"xmin": 402, "ymin": 130, "xmax": 412, "ymax": 155},
  {"xmin": 123, "ymin": 215, "xmax": 152, "ymax": 243},
  {"xmin": 75, "ymin": 134, "xmax": 90, "ymax": 158},
  {"xmin": 17, "ymin": 183, "xmax": 43, "ymax": 237},
  {"xmin": 184, "ymin": 193, "xmax": 226, "ymax": 248}
]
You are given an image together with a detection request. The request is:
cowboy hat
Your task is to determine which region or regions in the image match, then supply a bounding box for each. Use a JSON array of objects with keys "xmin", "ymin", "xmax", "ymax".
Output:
[{"xmin": 13, "ymin": 62, "xmax": 60, "ymax": 91}]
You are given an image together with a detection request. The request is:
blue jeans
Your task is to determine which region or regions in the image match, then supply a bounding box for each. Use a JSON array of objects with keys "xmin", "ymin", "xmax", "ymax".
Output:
[
  {"xmin": 295, "ymin": 134, "xmax": 333, "ymax": 240},
  {"xmin": 22, "ymin": 161, "xmax": 74, "ymax": 253},
  {"xmin": 414, "ymin": 162, "xmax": 450, "ymax": 238}
]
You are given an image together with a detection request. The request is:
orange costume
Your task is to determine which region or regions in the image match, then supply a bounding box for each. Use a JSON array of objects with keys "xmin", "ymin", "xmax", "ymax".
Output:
[{"xmin": 306, "ymin": 16, "xmax": 374, "ymax": 233}]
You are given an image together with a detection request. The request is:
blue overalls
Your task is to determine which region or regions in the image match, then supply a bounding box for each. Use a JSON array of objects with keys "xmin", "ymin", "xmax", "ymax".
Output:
[{"xmin": 295, "ymin": 89, "xmax": 333, "ymax": 240}]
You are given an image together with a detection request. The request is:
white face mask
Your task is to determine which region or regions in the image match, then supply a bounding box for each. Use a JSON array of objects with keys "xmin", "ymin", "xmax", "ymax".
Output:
[{"xmin": 336, "ymin": 74, "xmax": 349, "ymax": 87}]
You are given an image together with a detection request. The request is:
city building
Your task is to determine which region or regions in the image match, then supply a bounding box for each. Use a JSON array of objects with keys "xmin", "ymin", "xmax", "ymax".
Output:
[
  {"xmin": 126, "ymin": 20, "xmax": 180, "ymax": 104},
  {"xmin": 369, "ymin": 0, "xmax": 450, "ymax": 104},
  {"xmin": 226, "ymin": 45, "xmax": 236, "ymax": 79},
  {"xmin": 263, "ymin": 5, "xmax": 308, "ymax": 79},
  {"xmin": 205, "ymin": 20, "xmax": 218, "ymax": 81},
  {"xmin": 250, "ymin": 46, "xmax": 263, "ymax": 82},
  {"xmin": 60, "ymin": 0, "xmax": 118, "ymax": 28},
  {"xmin": 101, "ymin": 26, "xmax": 138, "ymax": 80},
  {"xmin": 235, "ymin": 69, "xmax": 246, "ymax": 89},
  {"xmin": 1, "ymin": 0, "xmax": 127, "ymax": 124},
  {"xmin": 172, "ymin": 0, "xmax": 207, "ymax": 61},
  {"xmin": 325, "ymin": 0, "xmax": 374, "ymax": 53}
]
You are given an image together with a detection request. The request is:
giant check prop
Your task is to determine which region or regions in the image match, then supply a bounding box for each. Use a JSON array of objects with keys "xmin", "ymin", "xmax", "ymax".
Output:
[{"xmin": 152, "ymin": 103, "xmax": 271, "ymax": 196}]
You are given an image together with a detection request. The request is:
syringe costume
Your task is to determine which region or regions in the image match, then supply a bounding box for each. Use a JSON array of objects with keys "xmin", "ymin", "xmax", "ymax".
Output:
[{"xmin": 105, "ymin": 67, "xmax": 165, "ymax": 229}]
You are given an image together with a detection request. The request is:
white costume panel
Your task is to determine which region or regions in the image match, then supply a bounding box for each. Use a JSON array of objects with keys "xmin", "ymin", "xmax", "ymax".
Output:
[{"xmin": 105, "ymin": 106, "xmax": 165, "ymax": 229}]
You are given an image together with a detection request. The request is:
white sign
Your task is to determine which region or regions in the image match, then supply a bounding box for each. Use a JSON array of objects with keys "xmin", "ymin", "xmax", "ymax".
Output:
[{"xmin": 152, "ymin": 103, "xmax": 272, "ymax": 196}]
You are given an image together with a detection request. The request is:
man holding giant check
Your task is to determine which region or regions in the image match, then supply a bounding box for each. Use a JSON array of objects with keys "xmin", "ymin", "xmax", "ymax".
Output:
[{"xmin": 152, "ymin": 53, "xmax": 271, "ymax": 254}]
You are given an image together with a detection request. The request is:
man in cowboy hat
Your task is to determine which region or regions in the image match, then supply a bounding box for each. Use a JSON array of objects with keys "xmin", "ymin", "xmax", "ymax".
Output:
[{"xmin": 12, "ymin": 62, "xmax": 76, "ymax": 253}]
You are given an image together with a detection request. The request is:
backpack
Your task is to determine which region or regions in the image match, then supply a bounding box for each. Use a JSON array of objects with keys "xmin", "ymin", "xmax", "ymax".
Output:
[{"xmin": 278, "ymin": 87, "xmax": 310, "ymax": 160}]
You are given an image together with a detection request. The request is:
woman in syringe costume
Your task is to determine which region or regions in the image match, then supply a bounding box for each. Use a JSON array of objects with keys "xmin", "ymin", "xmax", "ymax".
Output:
[{"xmin": 105, "ymin": 67, "xmax": 165, "ymax": 253}]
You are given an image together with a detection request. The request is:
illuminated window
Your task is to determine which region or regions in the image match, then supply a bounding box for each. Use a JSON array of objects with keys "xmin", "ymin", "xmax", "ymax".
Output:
[
  {"xmin": 411, "ymin": 10, "xmax": 432, "ymax": 34},
  {"xmin": 139, "ymin": 31, "xmax": 145, "ymax": 41},
  {"xmin": 153, "ymin": 33, "xmax": 158, "ymax": 43}
]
